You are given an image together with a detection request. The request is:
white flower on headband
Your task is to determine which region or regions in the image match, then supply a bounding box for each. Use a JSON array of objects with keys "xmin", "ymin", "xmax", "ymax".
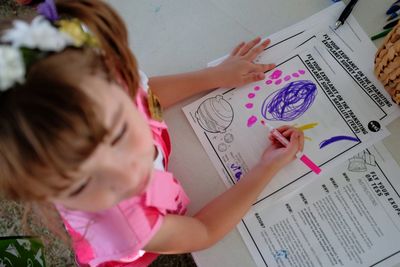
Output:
[
  {"xmin": 2, "ymin": 16, "xmax": 73, "ymax": 52},
  {"xmin": 0, "ymin": 46, "xmax": 25, "ymax": 91}
]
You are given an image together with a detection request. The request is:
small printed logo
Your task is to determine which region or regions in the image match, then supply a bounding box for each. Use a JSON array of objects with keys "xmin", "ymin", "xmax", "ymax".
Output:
[{"xmin": 368, "ymin": 121, "xmax": 381, "ymax": 132}]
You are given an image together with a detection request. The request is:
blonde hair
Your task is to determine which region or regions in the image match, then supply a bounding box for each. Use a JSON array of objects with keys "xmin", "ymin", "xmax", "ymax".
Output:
[{"xmin": 0, "ymin": 0, "xmax": 140, "ymax": 200}]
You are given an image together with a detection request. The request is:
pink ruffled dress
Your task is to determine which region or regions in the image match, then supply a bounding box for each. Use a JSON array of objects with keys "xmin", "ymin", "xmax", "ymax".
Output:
[{"xmin": 56, "ymin": 72, "xmax": 190, "ymax": 267}]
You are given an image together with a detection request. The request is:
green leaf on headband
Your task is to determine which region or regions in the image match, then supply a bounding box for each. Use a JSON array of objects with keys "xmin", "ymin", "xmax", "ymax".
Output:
[{"xmin": 19, "ymin": 47, "xmax": 48, "ymax": 71}]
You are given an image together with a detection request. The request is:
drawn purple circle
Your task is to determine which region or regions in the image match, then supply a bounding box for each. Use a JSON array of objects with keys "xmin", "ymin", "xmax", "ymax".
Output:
[
  {"xmin": 292, "ymin": 73, "xmax": 300, "ymax": 78},
  {"xmin": 275, "ymin": 79, "xmax": 282, "ymax": 85},
  {"xmin": 266, "ymin": 80, "xmax": 273, "ymax": 85},
  {"xmin": 254, "ymin": 86, "xmax": 260, "ymax": 91},
  {"xmin": 299, "ymin": 69, "xmax": 306, "ymax": 75},
  {"xmin": 261, "ymin": 80, "xmax": 317, "ymax": 121},
  {"xmin": 284, "ymin": 75, "xmax": 291, "ymax": 81},
  {"xmin": 245, "ymin": 103, "xmax": 253, "ymax": 109},
  {"xmin": 248, "ymin": 93, "xmax": 255, "ymax": 99}
]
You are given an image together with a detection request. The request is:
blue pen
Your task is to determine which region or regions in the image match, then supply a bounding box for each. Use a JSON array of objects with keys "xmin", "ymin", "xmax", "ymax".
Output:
[
  {"xmin": 335, "ymin": 0, "xmax": 359, "ymax": 30},
  {"xmin": 387, "ymin": 9, "xmax": 400, "ymax": 21},
  {"xmin": 384, "ymin": 18, "xmax": 400, "ymax": 30},
  {"xmin": 387, "ymin": 3, "xmax": 400, "ymax": 15}
]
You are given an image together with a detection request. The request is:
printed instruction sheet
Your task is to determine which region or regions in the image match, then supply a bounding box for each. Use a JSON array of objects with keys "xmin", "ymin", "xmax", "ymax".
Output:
[{"xmin": 240, "ymin": 142, "xmax": 400, "ymax": 267}]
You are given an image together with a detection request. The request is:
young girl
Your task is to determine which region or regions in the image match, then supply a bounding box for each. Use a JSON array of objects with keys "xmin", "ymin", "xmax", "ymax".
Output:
[{"xmin": 0, "ymin": 0, "xmax": 304, "ymax": 266}]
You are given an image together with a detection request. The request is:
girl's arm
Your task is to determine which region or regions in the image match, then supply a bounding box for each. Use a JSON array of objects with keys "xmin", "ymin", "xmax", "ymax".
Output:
[
  {"xmin": 144, "ymin": 126, "xmax": 304, "ymax": 253},
  {"xmin": 149, "ymin": 37, "xmax": 275, "ymax": 108}
]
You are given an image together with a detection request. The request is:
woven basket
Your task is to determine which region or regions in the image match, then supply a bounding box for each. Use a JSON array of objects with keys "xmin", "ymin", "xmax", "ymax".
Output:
[{"xmin": 375, "ymin": 21, "xmax": 400, "ymax": 105}]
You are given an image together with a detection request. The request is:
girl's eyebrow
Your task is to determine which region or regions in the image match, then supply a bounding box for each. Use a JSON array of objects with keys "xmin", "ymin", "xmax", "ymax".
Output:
[
  {"xmin": 69, "ymin": 178, "xmax": 91, "ymax": 197},
  {"xmin": 111, "ymin": 122, "xmax": 127, "ymax": 146}
]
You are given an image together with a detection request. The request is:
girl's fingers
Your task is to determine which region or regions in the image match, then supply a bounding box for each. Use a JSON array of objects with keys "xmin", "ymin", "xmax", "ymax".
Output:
[
  {"xmin": 231, "ymin": 42, "xmax": 245, "ymax": 56},
  {"xmin": 298, "ymin": 130, "xmax": 304, "ymax": 152},
  {"xmin": 238, "ymin": 37, "xmax": 261, "ymax": 56},
  {"xmin": 245, "ymin": 39, "xmax": 271, "ymax": 61},
  {"xmin": 250, "ymin": 63, "xmax": 276, "ymax": 73},
  {"xmin": 275, "ymin": 125, "xmax": 292, "ymax": 133},
  {"xmin": 287, "ymin": 132, "xmax": 300, "ymax": 155},
  {"xmin": 242, "ymin": 72, "xmax": 265, "ymax": 84}
]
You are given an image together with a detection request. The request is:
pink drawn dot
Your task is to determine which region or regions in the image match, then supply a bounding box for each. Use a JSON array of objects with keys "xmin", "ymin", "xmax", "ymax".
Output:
[
  {"xmin": 247, "ymin": 116, "xmax": 257, "ymax": 127},
  {"xmin": 248, "ymin": 93, "xmax": 255, "ymax": 99},
  {"xmin": 254, "ymin": 86, "xmax": 260, "ymax": 91},
  {"xmin": 245, "ymin": 103, "xmax": 253, "ymax": 109},
  {"xmin": 292, "ymin": 73, "xmax": 300, "ymax": 78},
  {"xmin": 299, "ymin": 69, "xmax": 305, "ymax": 75},
  {"xmin": 284, "ymin": 75, "xmax": 291, "ymax": 81},
  {"xmin": 269, "ymin": 69, "xmax": 282, "ymax": 79},
  {"xmin": 266, "ymin": 80, "xmax": 273, "ymax": 85},
  {"xmin": 275, "ymin": 79, "xmax": 282, "ymax": 85}
]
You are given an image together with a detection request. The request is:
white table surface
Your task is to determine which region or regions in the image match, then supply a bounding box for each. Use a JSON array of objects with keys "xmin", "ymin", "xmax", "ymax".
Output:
[{"xmin": 108, "ymin": 0, "xmax": 400, "ymax": 266}]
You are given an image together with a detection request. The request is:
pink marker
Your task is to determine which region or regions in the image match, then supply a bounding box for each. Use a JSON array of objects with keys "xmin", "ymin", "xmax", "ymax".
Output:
[{"xmin": 265, "ymin": 124, "xmax": 321, "ymax": 174}]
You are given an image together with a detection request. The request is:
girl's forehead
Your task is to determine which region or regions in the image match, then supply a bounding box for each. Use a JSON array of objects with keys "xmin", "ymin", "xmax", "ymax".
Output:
[{"xmin": 79, "ymin": 75, "xmax": 126, "ymax": 128}]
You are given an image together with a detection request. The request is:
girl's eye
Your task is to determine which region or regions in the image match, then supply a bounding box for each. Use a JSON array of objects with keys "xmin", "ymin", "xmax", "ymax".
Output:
[
  {"xmin": 111, "ymin": 122, "xmax": 128, "ymax": 146},
  {"xmin": 69, "ymin": 178, "xmax": 91, "ymax": 197}
]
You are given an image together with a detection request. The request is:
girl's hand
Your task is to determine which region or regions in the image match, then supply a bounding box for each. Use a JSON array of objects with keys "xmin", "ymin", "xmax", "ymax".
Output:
[
  {"xmin": 213, "ymin": 37, "xmax": 275, "ymax": 88},
  {"xmin": 259, "ymin": 126, "xmax": 304, "ymax": 171}
]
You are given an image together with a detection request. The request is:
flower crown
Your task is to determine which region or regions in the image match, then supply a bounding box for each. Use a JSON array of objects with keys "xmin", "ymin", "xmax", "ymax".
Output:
[{"xmin": 0, "ymin": 0, "xmax": 99, "ymax": 91}]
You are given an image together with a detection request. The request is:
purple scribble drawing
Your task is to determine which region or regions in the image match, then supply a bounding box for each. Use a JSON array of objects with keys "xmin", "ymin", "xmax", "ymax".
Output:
[
  {"xmin": 319, "ymin": 135, "xmax": 360, "ymax": 149},
  {"xmin": 230, "ymin": 164, "xmax": 243, "ymax": 181},
  {"xmin": 261, "ymin": 80, "xmax": 317, "ymax": 121}
]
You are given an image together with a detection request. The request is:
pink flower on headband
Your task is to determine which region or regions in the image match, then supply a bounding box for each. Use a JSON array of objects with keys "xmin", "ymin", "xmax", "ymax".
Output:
[{"xmin": 37, "ymin": 0, "xmax": 59, "ymax": 22}]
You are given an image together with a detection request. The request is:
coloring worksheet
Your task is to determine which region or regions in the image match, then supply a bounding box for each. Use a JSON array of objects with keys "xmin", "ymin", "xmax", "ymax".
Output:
[
  {"xmin": 183, "ymin": 3, "xmax": 400, "ymax": 205},
  {"xmin": 183, "ymin": 44, "xmax": 389, "ymax": 204},
  {"xmin": 182, "ymin": 3, "xmax": 400, "ymax": 267}
]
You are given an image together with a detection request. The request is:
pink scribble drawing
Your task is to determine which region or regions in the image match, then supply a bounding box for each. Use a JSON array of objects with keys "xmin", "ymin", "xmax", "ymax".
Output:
[
  {"xmin": 247, "ymin": 115, "xmax": 257, "ymax": 127},
  {"xmin": 245, "ymin": 68, "xmax": 309, "ymax": 128},
  {"xmin": 248, "ymin": 93, "xmax": 255, "ymax": 99},
  {"xmin": 269, "ymin": 69, "xmax": 282, "ymax": 79}
]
